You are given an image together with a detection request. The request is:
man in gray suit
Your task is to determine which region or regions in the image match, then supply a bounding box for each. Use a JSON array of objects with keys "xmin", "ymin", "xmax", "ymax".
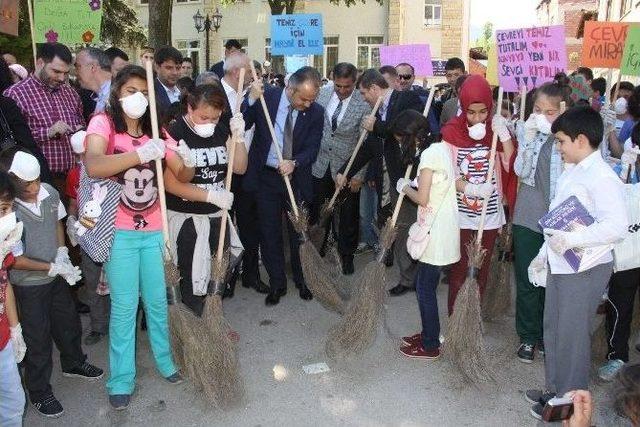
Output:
[{"xmin": 311, "ymin": 63, "xmax": 371, "ymax": 275}]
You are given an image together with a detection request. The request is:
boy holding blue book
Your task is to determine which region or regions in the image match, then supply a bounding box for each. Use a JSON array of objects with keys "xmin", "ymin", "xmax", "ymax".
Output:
[{"xmin": 526, "ymin": 106, "xmax": 628, "ymax": 420}]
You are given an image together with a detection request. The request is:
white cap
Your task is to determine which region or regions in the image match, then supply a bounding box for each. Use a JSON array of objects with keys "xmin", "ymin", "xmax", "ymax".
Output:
[
  {"xmin": 8, "ymin": 64, "xmax": 28, "ymax": 81},
  {"xmin": 9, "ymin": 151, "xmax": 40, "ymax": 181},
  {"xmin": 70, "ymin": 130, "xmax": 87, "ymax": 154}
]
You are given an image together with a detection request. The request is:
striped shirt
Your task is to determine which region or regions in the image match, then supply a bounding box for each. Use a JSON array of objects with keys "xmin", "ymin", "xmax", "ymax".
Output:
[
  {"xmin": 455, "ymin": 143, "xmax": 504, "ymax": 230},
  {"xmin": 4, "ymin": 76, "xmax": 84, "ymax": 173}
]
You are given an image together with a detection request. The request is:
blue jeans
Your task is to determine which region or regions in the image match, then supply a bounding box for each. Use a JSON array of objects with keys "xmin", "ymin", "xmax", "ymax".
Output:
[
  {"xmin": 414, "ymin": 262, "xmax": 441, "ymax": 350},
  {"xmin": 359, "ymin": 184, "xmax": 378, "ymax": 247},
  {"xmin": 0, "ymin": 341, "xmax": 25, "ymax": 427}
]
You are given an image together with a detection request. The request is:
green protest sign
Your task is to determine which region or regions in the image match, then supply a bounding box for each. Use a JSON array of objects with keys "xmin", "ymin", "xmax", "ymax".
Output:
[
  {"xmin": 34, "ymin": 0, "xmax": 102, "ymax": 45},
  {"xmin": 621, "ymin": 25, "xmax": 640, "ymax": 76}
]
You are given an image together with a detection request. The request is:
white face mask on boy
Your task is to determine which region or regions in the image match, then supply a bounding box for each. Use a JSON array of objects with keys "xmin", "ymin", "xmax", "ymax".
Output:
[
  {"xmin": 119, "ymin": 92, "xmax": 148, "ymax": 119},
  {"xmin": 468, "ymin": 122, "xmax": 487, "ymax": 140}
]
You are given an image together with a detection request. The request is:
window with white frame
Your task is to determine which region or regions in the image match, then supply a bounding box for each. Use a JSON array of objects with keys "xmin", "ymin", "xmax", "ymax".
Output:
[
  {"xmin": 313, "ymin": 36, "xmax": 339, "ymax": 78},
  {"xmin": 424, "ymin": 0, "xmax": 442, "ymax": 27},
  {"xmin": 357, "ymin": 36, "xmax": 383, "ymax": 69},
  {"xmin": 176, "ymin": 39, "xmax": 201, "ymax": 76},
  {"xmin": 265, "ymin": 38, "xmax": 285, "ymax": 74}
]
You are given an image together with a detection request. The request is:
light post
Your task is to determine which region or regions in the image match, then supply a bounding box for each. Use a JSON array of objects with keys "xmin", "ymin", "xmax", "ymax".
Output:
[{"xmin": 193, "ymin": 8, "xmax": 223, "ymax": 70}]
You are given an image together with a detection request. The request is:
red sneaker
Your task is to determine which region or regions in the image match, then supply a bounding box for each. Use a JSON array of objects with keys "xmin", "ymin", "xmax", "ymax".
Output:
[
  {"xmin": 400, "ymin": 344, "xmax": 440, "ymax": 360},
  {"xmin": 401, "ymin": 332, "xmax": 422, "ymax": 347}
]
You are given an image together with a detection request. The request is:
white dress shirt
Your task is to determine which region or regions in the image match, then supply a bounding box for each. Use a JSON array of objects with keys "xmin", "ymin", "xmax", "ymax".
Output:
[
  {"xmin": 159, "ymin": 81, "xmax": 181, "ymax": 104},
  {"xmin": 546, "ymin": 150, "xmax": 628, "ymax": 274},
  {"xmin": 325, "ymin": 91, "xmax": 352, "ymax": 128},
  {"xmin": 379, "ymin": 89, "xmax": 393, "ymax": 121},
  {"xmin": 221, "ymin": 78, "xmax": 255, "ymax": 151}
]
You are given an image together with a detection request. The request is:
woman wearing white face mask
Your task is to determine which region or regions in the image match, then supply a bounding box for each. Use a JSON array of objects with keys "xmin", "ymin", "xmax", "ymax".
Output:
[
  {"xmin": 440, "ymin": 75, "xmax": 515, "ymax": 316},
  {"xmin": 512, "ymin": 75, "xmax": 573, "ymax": 364},
  {"xmin": 83, "ymin": 65, "xmax": 195, "ymax": 410},
  {"xmin": 164, "ymin": 83, "xmax": 248, "ymax": 316}
]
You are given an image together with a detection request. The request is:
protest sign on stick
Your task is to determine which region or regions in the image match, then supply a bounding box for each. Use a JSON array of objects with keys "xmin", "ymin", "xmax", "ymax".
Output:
[
  {"xmin": 621, "ymin": 25, "xmax": 640, "ymax": 77},
  {"xmin": 270, "ymin": 14, "xmax": 323, "ymax": 56},
  {"xmin": 582, "ymin": 21, "xmax": 629, "ymax": 68},
  {"xmin": 379, "ymin": 44, "xmax": 434, "ymax": 76},
  {"xmin": 496, "ymin": 25, "xmax": 566, "ymax": 92},
  {"xmin": 34, "ymin": 0, "xmax": 102, "ymax": 45},
  {"xmin": 0, "ymin": 0, "xmax": 19, "ymax": 36}
]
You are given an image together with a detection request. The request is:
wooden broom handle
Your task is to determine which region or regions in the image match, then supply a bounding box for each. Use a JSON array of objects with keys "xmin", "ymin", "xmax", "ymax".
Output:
[
  {"xmin": 612, "ymin": 71, "xmax": 623, "ymax": 106},
  {"xmin": 519, "ymin": 85, "xmax": 526, "ymax": 122},
  {"xmin": 249, "ymin": 62, "xmax": 299, "ymax": 218},
  {"xmin": 26, "ymin": 0, "xmax": 37, "ymax": 67},
  {"xmin": 390, "ymin": 165, "xmax": 413, "ymax": 228},
  {"xmin": 215, "ymin": 68, "xmax": 246, "ymax": 262},
  {"xmin": 476, "ymin": 87, "xmax": 504, "ymax": 245},
  {"xmin": 144, "ymin": 61, "xmax": 171, "ymax": 255},
  {"xmin": 325, "ymin": 95, "xmax": 383, "ymax": 210}
]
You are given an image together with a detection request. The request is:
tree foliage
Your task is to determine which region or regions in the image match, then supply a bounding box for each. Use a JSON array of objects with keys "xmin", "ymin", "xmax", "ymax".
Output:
[
  {"xmin": 147, "ymin": 0, "xmax": 172, "ymax": 48},
  {"xmin": 220, "ymin": 0, "xmax": 383, "ymax": 15},
  {"xmin": 101, "ymin": 0, "xmax": 147, "ymax": 47}
]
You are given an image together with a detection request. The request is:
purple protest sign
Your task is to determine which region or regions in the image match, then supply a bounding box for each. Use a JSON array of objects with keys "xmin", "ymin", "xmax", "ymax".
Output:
[
  {"xmin": 496, "ymin": 25, "xmax": 567, "ymax": 92},
  {"xmin": 379, "ymin": 44, "xmax": 433, "ymax": 77}
]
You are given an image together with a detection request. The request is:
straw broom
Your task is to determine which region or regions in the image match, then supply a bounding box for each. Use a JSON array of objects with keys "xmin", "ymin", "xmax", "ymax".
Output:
[
  {"xmin": 308, "ymin": 96, "xmax": 384, "ymax": 249},
  {"xmin": 144, "ymin": 61, "xmax": 189, "ymax": 369},
  {"xmin": 481, "ymin": 86, "xmax": 524, "ymax": 321},
  {"xmin": 248, "ymin": 63, "xmax": 347, "ymax": 315},
  {"xmin": 444, "ymin": 88, "xmax": 506, "ymax": 385},
  {"xmin": 324, "ymin": 91, "xmax": 436, "ymax": 358},
  {"xmin": 325, "ymin": 165, "xmax": 411, "ymax": 359}
]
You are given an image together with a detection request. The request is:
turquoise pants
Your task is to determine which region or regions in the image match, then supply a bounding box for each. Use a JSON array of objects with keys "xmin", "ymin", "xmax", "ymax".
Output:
[{"xmin": 104, "ymin": 230, "xmax": 176, "ymax": 395}]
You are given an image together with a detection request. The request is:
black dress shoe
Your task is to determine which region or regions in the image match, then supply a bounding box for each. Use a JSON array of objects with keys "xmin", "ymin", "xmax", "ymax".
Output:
[
  {"xmin": 341, "ymin": 255, "xmax": 354, "ymax": 275},
  {"xmin": 298, "ymin": 284, "xmax": 313, "ymax": 300},
  {"xmin": 265, "ymin": 289, "xmax": 286, "ymax": 306},
  {"xmin": 388, "ymin": 284, "xmax": 414, "ymax": 296}
]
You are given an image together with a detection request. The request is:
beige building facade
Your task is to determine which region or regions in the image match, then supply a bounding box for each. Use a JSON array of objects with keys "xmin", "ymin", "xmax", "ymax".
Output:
[{"xmin": 133, "ymin": 0, "xmax": 470, "ymax": 78}]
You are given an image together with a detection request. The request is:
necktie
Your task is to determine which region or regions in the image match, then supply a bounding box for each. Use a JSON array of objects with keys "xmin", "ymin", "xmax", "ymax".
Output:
[
  {"xmin": 331, "ymin": 100, "xmax": 343, "ymax": 133},
  {"xmin": 283, "ymin": 105, "xmax": 294, "ymax": 160}
]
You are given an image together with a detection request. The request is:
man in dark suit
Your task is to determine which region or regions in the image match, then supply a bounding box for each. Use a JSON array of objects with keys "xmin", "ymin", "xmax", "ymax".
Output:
[
  {"xmin": 336, "ymin": 68, "xmax": 423, "ymax": 296},
  {"xmin": 153, "ymin": 46, "xmax": 183, "ymax": 121},
  {"xmin": 244, "ymin": 66, "xmax": 324, "ymax": 305},
  {"xmin": 210, "ymin": 39, "xmax": 242, "ymax": 80}
]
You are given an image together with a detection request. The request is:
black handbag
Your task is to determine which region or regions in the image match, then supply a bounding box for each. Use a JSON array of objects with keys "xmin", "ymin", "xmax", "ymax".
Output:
[{"xmin": 0, "ymin": 106, "xmax": 17, "ymax": 151}]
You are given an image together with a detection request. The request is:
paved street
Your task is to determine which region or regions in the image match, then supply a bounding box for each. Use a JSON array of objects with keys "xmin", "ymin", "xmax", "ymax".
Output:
[{"xmin": 24, "ymin": 253, "xmax": 625, "ymax": 427}]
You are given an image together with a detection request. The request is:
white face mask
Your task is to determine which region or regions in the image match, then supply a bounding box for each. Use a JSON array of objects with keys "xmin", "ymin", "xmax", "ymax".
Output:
[
  {"xmin": 0, "ymin": 212, "xmax": 17, "ymax": 243},
  {"xmin": 468, "ymin": 122, "xmax": 486, "ymax": 140},
  {"xmin": 535, "ymin": 113, "xmax": 552, "ymax": 135},
  {"xmin": 192, "ymin": 121, "xmax": 216, "ymax": 138},
  {"xmin": 119, "ymin": 92, "xmax": 148, "ymax": 119},
  {"xmin": 615, "ymin": 97, "xmax": 628, "ymax": 115}
]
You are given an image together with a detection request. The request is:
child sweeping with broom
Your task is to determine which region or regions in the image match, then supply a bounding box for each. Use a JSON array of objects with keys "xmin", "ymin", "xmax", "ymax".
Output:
[
  {"xmin": 84, "ymin": 65, "xmax": 195, "ymax": 410},
  {"xmin": 512, "ymin": 75, "xmax": 573, "ymax": 364},
  {"xmin": 164, "ymin": 84, "xmax": 247, "ymax": 316},
  {"xmin": 395, "ymin": 110, "xmax": 460, "ymax": 360},
  {"xmin": 440, "ymin": 75, "xmax": 514, "ymax": 316}
]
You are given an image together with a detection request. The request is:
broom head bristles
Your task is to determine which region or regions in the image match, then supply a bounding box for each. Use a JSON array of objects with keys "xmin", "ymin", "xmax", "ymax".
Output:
[
  {"xmin": 211, "ymin": 250, "xmax": 230, "ymax": 296},
  {"xmin": 444, "ymin": 241, "xmax": 495, "ymax": 385}
]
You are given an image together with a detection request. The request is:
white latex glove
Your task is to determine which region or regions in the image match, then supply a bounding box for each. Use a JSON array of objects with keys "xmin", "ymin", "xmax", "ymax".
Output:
[
  {"xmin": 60, "ymin": 263, "xmax": 82, "ymax": 286},
  {"xmin": 492, "ymin": 114, "xmax": 511, "ymax": 142},
  {"xmin": 621, "ymin": 147, "xmax": 640, "ymax": 166},
  {"xmin": 396, "ymin": 178, "xmax": 411, "ymax": 194},
  {"xmin": 600, "ymin": 107, "xmax": 617, "ymax": 129},
  {"xmin": 543, "ymin": 228, "xmax": 581, "ymax": 254},
  {"xmin": 248, "ymin": 80, "xmax": 264, "ymax": 102},
  {"xmin": 48, "ymin": 261, "xmax": 66, "ymax": 278},
  {"xmin": 66, "ymin": 216, "xmax": 78, "ymax": 247},
  {"xmin": 55, "ymin": 246, "xmax": 71, "ymax": 265},
  {"xmin": 464, "ymin": 182, "xmax": 494, "ymax": 199},
  {"xmin": 206, "ymin": 189, "xmax": 234, "ymax": 210},
  {"xmin": 527, "ymin": 249, "xmax": 548, "ymax": 288},
  {"xmin": 10, "ymin": 324, "xmax": 26, "ymax": 363},
  {"xmin": 230, "ymin": 113, "xmax": 245, "ymax": 142},
  {"xmin": 47, "ymin": 121, "xmax": 71, "ymax": 138},
  {"xmin": 167, "ymin": 139, "xmax": 195, "ymax": 168},
  {"xmin": 0, "ymin": 222, "xmax": 23, "ymax": 261},
  {"xmin": 136, "ymin": 138, "xmax": 165, "ymax": 164},
  {"xmin": 524, "ymin": 114, "xmax": 538, "ymax": 142}
]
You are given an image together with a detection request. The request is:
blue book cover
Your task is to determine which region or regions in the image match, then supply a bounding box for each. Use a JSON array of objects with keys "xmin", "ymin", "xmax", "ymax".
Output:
[{"xmin": 539, "ymin": 195, "xmax": 595, "ymax": 272}]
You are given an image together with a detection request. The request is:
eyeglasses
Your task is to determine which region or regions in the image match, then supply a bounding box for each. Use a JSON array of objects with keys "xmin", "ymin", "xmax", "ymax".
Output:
[{"xmin": 398, "ymin": 74, "xmax": 413, "ymax": 80}]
